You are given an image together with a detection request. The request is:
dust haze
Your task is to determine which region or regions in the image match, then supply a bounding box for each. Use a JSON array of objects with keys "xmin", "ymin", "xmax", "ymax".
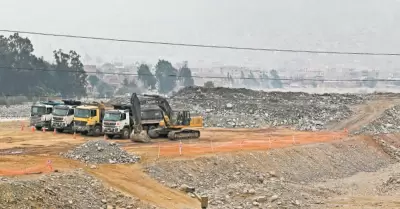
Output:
[{"xmin": 1, "ymin": 0, "xmax": 399, "ymax": 69}]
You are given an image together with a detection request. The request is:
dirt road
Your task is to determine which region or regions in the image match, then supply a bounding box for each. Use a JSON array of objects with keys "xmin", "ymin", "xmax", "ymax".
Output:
[
  {"xmin": 0, "ymin": 104, "xmax": 399, "ymax": 209},
  {"xmin": 327, "ymin": 97, "xmax": 400, "ymax": 132}
]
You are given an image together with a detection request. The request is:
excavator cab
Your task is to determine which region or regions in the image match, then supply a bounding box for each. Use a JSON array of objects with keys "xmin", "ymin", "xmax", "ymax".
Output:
[{"xmin": 174, "ymin": 110, "xmax": 191, "ymax": 126}]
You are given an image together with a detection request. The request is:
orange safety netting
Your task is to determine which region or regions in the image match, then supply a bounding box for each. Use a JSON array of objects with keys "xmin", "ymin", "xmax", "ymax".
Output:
[
  {"xmin": 0, "ymin": 160, "xmax": 53, "ymax": 176},
  {"xmin": 127, "ymin": 131, "xmax": 348, "ymax": 158}
]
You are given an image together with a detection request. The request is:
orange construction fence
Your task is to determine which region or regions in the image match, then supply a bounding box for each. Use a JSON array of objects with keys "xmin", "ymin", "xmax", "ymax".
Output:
[
  {"xmin": 126, "ymin": 131, "xmax": 348, "ymax": 158},
  {"xmin": 0, "ymin": 160, "xmax": 53, "ymax": 176}
]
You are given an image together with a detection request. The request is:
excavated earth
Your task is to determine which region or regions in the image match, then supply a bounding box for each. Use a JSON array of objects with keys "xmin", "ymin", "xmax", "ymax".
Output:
[
  {"xmin": 146, "ymin": 137, "xmax": 400, "ymax": 209},
  {"xmin": 0, "ymin": 170, "xmax": 153, "ymax": 209},
  {"xmin": 0, "ymin": 88, "xmax": 400, "ymax": 209}
]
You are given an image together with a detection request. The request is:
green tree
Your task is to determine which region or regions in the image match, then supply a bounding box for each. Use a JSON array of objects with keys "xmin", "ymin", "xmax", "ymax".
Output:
[
  {"xmin": 88, "ymin": 75, "xmax": 100, "ymax": 87},
  {"xmin": 0, "ymin": 33, "xmax": 54, "ymax": 96},
  {"xmin": 137, "ymin": 64, "xmax": 157, "ymax": 89},
  {"xmin": 0, "ymin": 33, "xmax": 87, "ymax": 97},
  {"xmin": 260, "ymin": 72, "xmax": 270, "ymax": 88},
  {"xmin": 246, "ymin": 71, "xmax": 259, "ymax": 87},
  {"xmin": 96, "ymin": 81, "xmax": 115, "ymax": 98},
  {"xmin": 178, "ymin": 62, "xmax": 194, "ymax": 87},
  {"xmin": 53, "ymin": 49, "xmax": 87, "ymax": 97},
  {"xmin": 240, "ymin": 71, "xmax": 245, "ymax": 85},
  {"xmin": 270, "ymin": 69, "xmax": 283, "ymax": 88},
  {"xmin": 155, "ymin": 60, "xmax": 177, "ymax": 94},
  {"xmin": 363, "ymin": 77, "xmax": 378, "ymax": 88}
]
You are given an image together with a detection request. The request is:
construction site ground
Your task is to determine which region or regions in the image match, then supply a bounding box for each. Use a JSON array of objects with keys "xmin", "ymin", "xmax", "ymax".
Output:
[{"xmin": 1, "ymin": 96, "xmax": 400, "ymax": 208}]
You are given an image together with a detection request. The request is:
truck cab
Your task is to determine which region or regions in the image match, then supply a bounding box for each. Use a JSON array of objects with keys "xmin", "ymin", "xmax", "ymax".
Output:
[
  {"xmin": 103, "ymin": 107, "xmax": 132, "ymax": 139},
  {"xmin": 72, "ymin": 102, "xmax": 106, "ymax": 136},
  {"xmin": 52, "ymin": 100, "xmax": 82, "ymax": 133},
  {"xmin": 30, "ymin": 101, "xmax": 63, "ymax": 130}
]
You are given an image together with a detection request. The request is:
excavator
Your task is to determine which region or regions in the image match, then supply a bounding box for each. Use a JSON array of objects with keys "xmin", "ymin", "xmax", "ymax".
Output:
[{"xmin": 129, "ymin": 93, "xmax": 202, "ymax": 142}]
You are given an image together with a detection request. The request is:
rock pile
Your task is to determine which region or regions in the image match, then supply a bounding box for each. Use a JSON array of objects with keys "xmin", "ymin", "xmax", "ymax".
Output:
[
  {"xmin": 61, "ymin": 140, "xmax": 140, "ymax": 164},
  {"xmin": 378, "ymin": 173, "xmax": 400, "ymax": 194},
  {"xmin": 171, "ymin": 86, "xmax": 367, "ymax": 130},
  {"xmin": 355, "ymin": 105, "xmax": 400, "ymax": 135},
  {"xmin": 0, "ymin": 170, "xmax": 153, "ymax": 209},
  {"xmin": 0, "ymin": 104, "xmax": 31, "ymax": 119},
  {"xmin": 146, "ymin": 138, "xmax": 391, "ymax": 208}
]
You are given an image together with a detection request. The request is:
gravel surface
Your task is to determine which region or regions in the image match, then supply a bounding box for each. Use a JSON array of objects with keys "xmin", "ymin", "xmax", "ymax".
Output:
[
  {"xmin": 0, "ymin": 104, "xmax": 31, "ymax": 118},
  {"xmin": 355, "ymin": 105, "xmax": 400, "ymax": 135},
  {"xmin": 146, "ymin": 138, "xmax": 393, "ymax": 209},
  {"xmin": 61, "ymin": 140, "xmax": 140, "ymax": 164},
  {"xmin": 0, "ymin": 170, "xmax": 153, "ymax": 209},
  {"xmin": 170, "ymin": 87, "xmax": 368, "ymax": 130},
  {"xmin": 378, "ymin": 173, "xmax": 400, "ymax": 194}
]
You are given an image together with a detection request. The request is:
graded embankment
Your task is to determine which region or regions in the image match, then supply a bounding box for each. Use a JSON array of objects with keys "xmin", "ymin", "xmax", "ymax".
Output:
[{"xmin": 146, "ymin": 137, "xmax": 397, "ymax": 208}]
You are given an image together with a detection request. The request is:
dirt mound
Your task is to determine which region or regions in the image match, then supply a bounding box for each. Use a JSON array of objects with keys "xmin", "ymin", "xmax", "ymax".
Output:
[
  {"xmin": 378, "ymin": 173, "xmax": 400, "ymax": 194},
  {"xmin": 0, "ymin": 170, "xmax": 153, "ymax": 209},
  {"xmin": 146, "ymin": 138, "xmax": 394, "ymax": 208},
  {"xmin": 171, "ymin": 86, "xmax": 367, "ymax": 130},
  {"xmin": 61, "ymin": 140, "xmax": 140, "ymax": 164},
  {"xmin": 355, "ymin": 105, "xmax": 400, "ymax": 135}
]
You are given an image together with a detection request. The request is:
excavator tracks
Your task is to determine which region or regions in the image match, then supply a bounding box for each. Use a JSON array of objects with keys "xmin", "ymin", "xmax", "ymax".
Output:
[{"xmin": 167, "ymin": 129, "xmax": 200, "ymax": 140}]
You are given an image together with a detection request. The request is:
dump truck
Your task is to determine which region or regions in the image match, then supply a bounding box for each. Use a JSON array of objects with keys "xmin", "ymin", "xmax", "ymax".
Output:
[
  {"xmin": 72, "ymin": 102, "xmax": 107, "ymax": 136},
  {"xmin": 102, "ymin": 104, "xmax": 133, "ymax": 139},
  {"xmin": 51, "ymin": 100, "xmax": 82, "ymax": 133},
  {"xmin": 102, "ymin": 105, "xmax": 164, "ymax": 139},
  {"xmin": 30, "ymin": 101, "xmax": 64, "ymax": 130}
]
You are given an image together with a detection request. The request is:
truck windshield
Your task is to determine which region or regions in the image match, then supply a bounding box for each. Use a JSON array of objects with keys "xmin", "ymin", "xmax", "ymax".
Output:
[
  {"xmin": 31, "ymin": 106, "xmax": 46, "ymax": 115},
  {"xmin": 104, "ymin": 113, "xmax": 121, "ymax": 121},
  {"xmin": 53, "ymin": 108, "xmax": 69, "ymax": 116},
  {"xmin": 75, "ymin": 109, "xmax": 90, "ymax": 118}
]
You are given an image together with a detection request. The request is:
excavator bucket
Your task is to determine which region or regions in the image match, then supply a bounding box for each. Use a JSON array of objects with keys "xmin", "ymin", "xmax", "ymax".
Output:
[
  {"xmin": 130, "ymin": 129, "xmax": 151, "ymax": 143},
  {"xmin": 129, "ymin": 93, "xmax": 151, "ymax": 143}
]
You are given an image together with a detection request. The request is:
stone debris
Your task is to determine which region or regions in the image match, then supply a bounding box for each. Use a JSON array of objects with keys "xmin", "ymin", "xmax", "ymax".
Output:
[
  {"xmin": 0, "ymin": 170, "xmax": 153, "ymax": 209},
  {"xmin": 355, "ymin": 105, "xmax": 400, "ymax": 135},
  {"xmin": 170, "ymin": 86, "xmax": 367, "ymax": 130},
  {"xmin": 61, "ymin": 140, "xmax": 140, "ymax": 164},
  {"xmin": 0, "ymin": 104, "xmax": 31, "ymax": 119},
  {"xmin": 378, "ymin": 173, "xmax": 400, "ymax": 194},
  {"xmin": 146, "ymin": 139, "xmax": 391, "ymax": 208}
]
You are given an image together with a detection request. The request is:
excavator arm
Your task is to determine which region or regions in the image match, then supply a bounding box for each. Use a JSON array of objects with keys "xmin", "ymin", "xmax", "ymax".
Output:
[
  {"xmin": 140, "ymin": 94, "xmax": 174, "ymax": 127},
  {"xmin": 129, "ymin": 93, "xmax": 150, "ymax": 142}
]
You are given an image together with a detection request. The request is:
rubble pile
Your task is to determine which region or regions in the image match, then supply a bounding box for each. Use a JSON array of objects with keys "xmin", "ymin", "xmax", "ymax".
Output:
[
  {"xmin": 147, "ymin": 139, "xmax": 390, "ymax": 208},
  {"xmin": 0, "ymin": 104, "xmax": 31, "ymax": 119},
  {"xmin": 378, "ymin": 173, "xmax": 400, "ymax": 194},
  {"xmin": 355, "ymin": 105, "xmax": 400, "ymax": 135},
  {"xmin": 61, "ymin": 140, "xmax": 140, "ymax": 164},
  {"xmin": 171, "ymin": 86, "xmax": 367, "ymax": 130},
  {"xmin": 0, "ymin": 170, "xmax": 153, "ymax": 209}
]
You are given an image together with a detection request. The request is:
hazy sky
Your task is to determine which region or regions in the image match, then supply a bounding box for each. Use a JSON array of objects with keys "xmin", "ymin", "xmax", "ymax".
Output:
[{"xmin": 1, "ymin": 0, "xmax": 400, "ymax": 70}]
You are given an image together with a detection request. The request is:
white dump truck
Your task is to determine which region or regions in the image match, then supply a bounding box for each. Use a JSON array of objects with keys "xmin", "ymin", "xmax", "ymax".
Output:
[
  {"xmin": 51, "ymin": 100, "xmax": 82, "ymax": 133},
  {"xmin": 102, "ymin": 104, "xmax": 164, "ymax": 139},
  {"xmin": 30, "ymin": 101, "xmax": 64, "ymax": 130}
]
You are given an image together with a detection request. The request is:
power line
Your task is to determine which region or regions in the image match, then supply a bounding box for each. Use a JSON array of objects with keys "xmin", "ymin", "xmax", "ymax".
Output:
[
  {"xmin": 0, "ymin": 93, "xmax": 361, "ymax": 106},
  {"xmin": 0, "ymin": 65, "xmax": 396, "ymax": 82},
  {"xmin": 1, "ymin": 29, "xmax": 400, "ymax": 56}
]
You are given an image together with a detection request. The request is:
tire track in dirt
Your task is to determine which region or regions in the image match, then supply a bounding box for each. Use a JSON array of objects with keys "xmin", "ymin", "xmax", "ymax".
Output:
[
  {"xmin": 85, "ymin": 164, "xmax": 200, "ymax": 209},
  {"xmin": 327, "ymin": 98, "xmax": 400, "ymax": 132}
]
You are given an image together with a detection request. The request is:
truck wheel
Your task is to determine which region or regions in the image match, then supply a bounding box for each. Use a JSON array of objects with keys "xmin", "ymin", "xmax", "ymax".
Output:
[
  {"xmin": 93, "ymin": 125, "xmax": 102, "ymax": 137},
  {"xmin": 122, "ymin": 128, "xmax": 130, "ymax": 139},
  {"xmin": 148, "ymin": 129, "xmax": 159, "ymax": 139},
  {"xmin": 56, "ymin": 128, "xmax": 64, "ymax": 133},
  {"xmin": 147, "ymin": 125, "xmax": 157, "ymax": 134}
]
